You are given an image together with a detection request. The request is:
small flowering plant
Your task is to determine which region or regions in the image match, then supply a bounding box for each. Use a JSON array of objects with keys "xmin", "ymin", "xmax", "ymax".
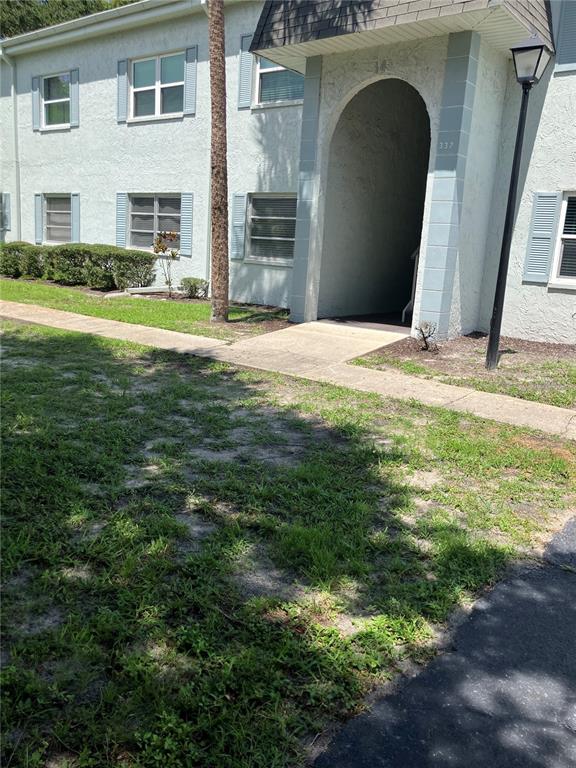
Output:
[{"xmin": 153, "ymin": 230, "xmax": 179, "ymax": 297}]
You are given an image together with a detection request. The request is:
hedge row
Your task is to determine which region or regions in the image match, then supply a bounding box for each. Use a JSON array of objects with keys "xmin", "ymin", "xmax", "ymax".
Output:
[{"xmin": 0, "ymin": 241, "xmax": 156, "ymax": 291}]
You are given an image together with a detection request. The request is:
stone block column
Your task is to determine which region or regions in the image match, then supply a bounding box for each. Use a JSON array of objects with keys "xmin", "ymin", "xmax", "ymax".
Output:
[
  {"xmin": 418, "ymin": 31, "xmax": 480, "ymax": 337},
  {"xmin": 290, "ymin": 56, "xmax": 322, "ymax": 323}
]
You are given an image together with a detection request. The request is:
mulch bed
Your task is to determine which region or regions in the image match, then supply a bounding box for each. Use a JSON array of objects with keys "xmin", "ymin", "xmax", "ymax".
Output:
[{"xmin": 378, "ymin": 333, "xmax": 576, "ymax": 371}]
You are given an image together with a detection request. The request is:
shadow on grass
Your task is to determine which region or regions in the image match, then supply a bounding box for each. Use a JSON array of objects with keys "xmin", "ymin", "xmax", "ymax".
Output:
[{"xmin": 0, "ymin": 324, "xmax": 559, "ymax": 767}]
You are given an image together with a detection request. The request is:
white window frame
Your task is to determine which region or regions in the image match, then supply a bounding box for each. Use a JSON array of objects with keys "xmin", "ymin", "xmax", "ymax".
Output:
[
  {"xmin": 129, "ymin": 194, "xmax": 181, "ymax": 251},
  {"xmin": 129, "ymin": 52, "xmax": 185, "ymax": 121},
  {"xmin": 550, "ymin": 192, "xmax": 576, "ymax": 289},
  {"xmin": 44, "ymin": 194, "xmax": 72, "ymax": 244},
  {"xmin": 41, "ymin": 72, "xmax": 71, "ymax": 130},
  {"xmin": 255, "ymin": 58, "xmax": 304, "ymax": 107},
  {"xmin": 246, "ymin": 193, "xmax": 297, "ymax": 266}
]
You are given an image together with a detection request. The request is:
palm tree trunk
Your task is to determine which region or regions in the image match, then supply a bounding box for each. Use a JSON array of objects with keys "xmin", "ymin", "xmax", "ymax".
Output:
[{"xmin": 208, "ymin": 0, "xmax": 229, "ymax": 323}]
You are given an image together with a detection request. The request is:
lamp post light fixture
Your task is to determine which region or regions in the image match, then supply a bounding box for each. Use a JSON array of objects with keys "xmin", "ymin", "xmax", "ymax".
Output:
[{"xmin": 485, "ymin": 33, "xmax": 552, "ymax": 370}]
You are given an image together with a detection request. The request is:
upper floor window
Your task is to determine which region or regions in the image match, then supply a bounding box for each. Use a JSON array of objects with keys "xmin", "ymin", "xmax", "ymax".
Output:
[
  {"xmin": 131, "ymin": 53, "xmax": 185, "ymax": 119},
  {"xmin": 257, "ymin": 58, "xmax": 304, "ymax": 104},
  {"xmin": 552, "ymin": 195, "xmax": 576, "ymax": 285},
  {"xmin": 44, "ymin": 195, "xmax": 72, "ymax": 243},
  {"xmin": 42, "ymin": 73, "xmax": 70, "ymax": 128},
  {"xmin": 129, "ymin": 195, "xmax": 181, "ymax": 249}
]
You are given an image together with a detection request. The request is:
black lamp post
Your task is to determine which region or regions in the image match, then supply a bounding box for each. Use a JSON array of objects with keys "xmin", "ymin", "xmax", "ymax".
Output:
[{"xmin": 485, "ymin": 33, "xmax": 552, "ymax": 370}]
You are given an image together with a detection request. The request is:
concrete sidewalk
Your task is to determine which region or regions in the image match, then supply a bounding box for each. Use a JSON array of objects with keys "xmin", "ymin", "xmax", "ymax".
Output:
[
  {"xmin": 1, "ymin": 300, "xmax": 575, "ymax": 440},
  {"xmin": 314, "ymin": 517, "xmax": 576, "ymax": 768}
]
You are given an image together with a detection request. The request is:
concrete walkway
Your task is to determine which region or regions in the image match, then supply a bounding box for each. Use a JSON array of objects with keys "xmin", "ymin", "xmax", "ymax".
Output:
[
  {"xmin": 315, "ymin": 516, "xmax": 576, "ymax": 768},
  {"xmin": 1, "ymin": 300, "xmax": 575, "ymax": 440}
]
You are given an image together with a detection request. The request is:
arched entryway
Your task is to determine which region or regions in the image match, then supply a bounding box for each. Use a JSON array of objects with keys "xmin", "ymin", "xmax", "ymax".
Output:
[{"xmin": 317, "ymin": 78, "xmax": 430, "ymax": 323}]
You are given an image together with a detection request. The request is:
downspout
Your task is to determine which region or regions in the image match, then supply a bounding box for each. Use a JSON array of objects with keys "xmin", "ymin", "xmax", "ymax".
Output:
[{"xmin": 0, "ymin": 49, "xmax": 22, "ymax": 240}]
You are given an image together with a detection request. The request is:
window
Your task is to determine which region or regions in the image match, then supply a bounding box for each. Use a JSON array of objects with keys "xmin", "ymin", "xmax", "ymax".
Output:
[
  {"xmin": 131, "ymin": 53, "xmax": 185, "ymax": 119},
  {"xmin": 257, "ymin": 58, "xmax": 304, "ymax": 104},
  {"xmin": 247, "ymin": 195, "xmax": 297, "ymax": 262},
  {"xmin": 44, "ymin": 195, "xmax": 72, "ymax": 243},
  {"xmin": 42, "ymin": 73, "xmax": 70, "ymax": 127},
  {"xmin": 552, "ymin": 195, "xmax": 576, "ymax": 285},
  {"xmin": 129, "ymin": 195, "xmax": 181, "ymax": 249}
]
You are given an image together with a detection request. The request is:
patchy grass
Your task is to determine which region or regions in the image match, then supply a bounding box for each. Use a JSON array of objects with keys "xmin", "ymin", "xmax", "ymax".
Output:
[
  {"xmin": 0, "ymin": 279, "xmax": 289, "ymax": 341},
  {"xmin": 353, "ymin": 334, "xmax": 576, "ymax": 409},
  {"xmin": 1, "ymin": 320, "xmax": 574, "ymax": 767}
]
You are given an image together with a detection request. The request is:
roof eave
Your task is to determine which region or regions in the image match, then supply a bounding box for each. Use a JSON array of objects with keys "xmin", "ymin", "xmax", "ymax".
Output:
[
  {"xmin": 0, "ymin": 0, "xmax": 201, "ymax": 56},
  {"xmin": 250, "ymin": 5, "xmax": 554, "ymax": 75}
]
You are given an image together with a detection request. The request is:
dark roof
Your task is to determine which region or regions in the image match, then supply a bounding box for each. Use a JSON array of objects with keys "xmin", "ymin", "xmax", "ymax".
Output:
[{"xmin": 250, "ymin": 0, "xmax": 553, "ymax": 53}]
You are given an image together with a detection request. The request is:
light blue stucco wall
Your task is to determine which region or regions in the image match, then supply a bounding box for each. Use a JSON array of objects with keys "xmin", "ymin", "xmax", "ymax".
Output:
[
  {"xmin": 0, "ymin": 0, "xmax": 302, "ymax": 307},
  {"xmin": 479, "ymin": 63, "xmax": 576, "ymax": 343}
]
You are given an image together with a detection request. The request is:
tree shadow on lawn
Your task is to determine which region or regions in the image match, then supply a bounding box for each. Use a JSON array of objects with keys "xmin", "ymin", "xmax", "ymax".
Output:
[{"xmin": 0, "ymin": 324, "xmax": 562, "ymax": 767}]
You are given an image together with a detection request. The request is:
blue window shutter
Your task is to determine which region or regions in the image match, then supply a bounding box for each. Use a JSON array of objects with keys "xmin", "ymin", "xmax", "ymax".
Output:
[
  {"xmin": 117, "ymin": 60, "xmax": 128, "ymax": 122},
  {"xmin": 557, "ymin": 1, "xmax": 576, "ymax": 67},
  {"xmin": 180, "ymin": 193, "xmax": 194, "ymax": 256},
  {"xmin": 32, "ymin": 76, "xmax": 41, "ymax": 131},
  {"xmin": 71, "ymin": 194, "xmax": 80, "ymax": 241},
  {"xmin": 238, "ymin": 35, "xmax": 254, "ymax": 109},
  {"xmin": 70, "ymin": 69, "xmax": 80, "ymax": 127},
  {"xmin": 523, "ymin": 192, "xmax": 562, "ymax": 283},
  {"xmin": 230, "ymin": 194, "xmax": 247, "ymax": 260},
  {"xmin": 116, "ymin": 193, "xmax": 128, "ymax": 247},
  {"xmin": 34, "ymin": 194, "xmax": 43, "ymax": 244},
  {"xmin": 184, "ymin": 47, "xmax": 197, "ymax": 116},
  {"xmin": 2, "ymin": 193, "xmax": 11, "ymax": 231}
]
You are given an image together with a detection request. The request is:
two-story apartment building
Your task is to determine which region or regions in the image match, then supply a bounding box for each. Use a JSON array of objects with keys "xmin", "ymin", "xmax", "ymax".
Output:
[{"xmin": 1, "ymin": 0, "xmax": 575, "ymax": 343}]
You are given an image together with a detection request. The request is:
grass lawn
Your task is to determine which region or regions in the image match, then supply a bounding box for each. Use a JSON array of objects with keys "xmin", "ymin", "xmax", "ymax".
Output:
[
  {"xmin": 1, "ymin": 320, "xmax": 574, "ymax": 767},
  {"xmin": 353, "ymin": 334, "xmax": 576, "ymax": 409},
  {"xmin": 0, "ymin": 279, "xmax": 289, "ymax": 342}
]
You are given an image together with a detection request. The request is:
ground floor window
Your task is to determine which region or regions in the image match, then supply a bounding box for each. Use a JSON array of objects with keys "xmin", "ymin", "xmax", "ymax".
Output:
[
  {"xmin": 247, "ymin": 194, "xmax": 297, "ymax": 263},
  {"xmin": 553, "ymin": 194, "xmax": 576, "ymax": 283},
  {"xmin": 129, "ymin": 195, "xmax": 181, "ymax": 249},
  {"xmin": 44, "ymin": 195, "xmax": 72, "ymax": 242}
]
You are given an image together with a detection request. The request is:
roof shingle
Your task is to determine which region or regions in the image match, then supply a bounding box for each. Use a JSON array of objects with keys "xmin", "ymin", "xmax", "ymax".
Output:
[{"xmin": 250, "ymin": 0, "xmax": 553, "ymax": 52}]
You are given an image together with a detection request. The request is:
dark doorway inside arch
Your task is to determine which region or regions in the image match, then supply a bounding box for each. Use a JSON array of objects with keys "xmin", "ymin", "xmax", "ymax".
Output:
[{"xmin": 318, "ymin": 78, "xmax": 431, "ymax": 324}]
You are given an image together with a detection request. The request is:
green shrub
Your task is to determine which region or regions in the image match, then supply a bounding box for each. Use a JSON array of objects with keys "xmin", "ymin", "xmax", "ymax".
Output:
[
  {"xmin": 81, "ymin": 246, "xmax": 116, "ymax": 291},
  {"xmin": 0, "ymin": 241, "xmax": 46, "ymax": 279},
  {"xmin": 48, "ymin": 244, "xmax": 89, "ymax": 285},
  {"xmin": 0, "ymin": 241, "xmax": 156, "ymax": 291},
  {"xmin": 0, "ymin": 242, "xmax": 28, "ymax": 278},
  {"xmin": 180, "ymin": 277, "xmax": 209, "ymax": 299},
  {"xmin": 20, "ymin": 245, "xmax": 44, "ymax": 278},
  {"xmin": 112, "ymin": 249, "xmax": 156, "ymax": 290}
]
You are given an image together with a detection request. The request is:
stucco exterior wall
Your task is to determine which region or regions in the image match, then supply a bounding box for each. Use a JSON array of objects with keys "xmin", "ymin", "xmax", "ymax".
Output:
[
  {"xmin": 318, "ymin": 78, "xmax": 429, "ymax": 318},
  {"xmin": 480, "ymin": 65, "xmax": 576, "ymax": 343},
  {"xmin": 0, "ymin": 1, "xmax": 302, "ymax": 307},
  {"xmin": 302, "ymin": 35, "xmax": 449, "ymax": 328},
  {"xmin": 1, "ymin": 60, "xmax": 18, "ymax": 240}
]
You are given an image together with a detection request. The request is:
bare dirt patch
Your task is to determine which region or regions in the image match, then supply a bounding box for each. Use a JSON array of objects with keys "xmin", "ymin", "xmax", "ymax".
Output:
[
  {"xmin": 174, "ymin": 511, "xmax": 217, "ymax": 556},
  {"xmin": 60, "ymin": 565, "xmax": 93, "ymax": 582},
  {"xmin": 408, "ymin": 469, "xmax": 442, "ymax": 491},
  {"xmin": 16, "ymin": 608, "xmax": 63, "ymax": 636},
  {"xmin": 123, "ymin": 463, "xmax": 162, "ymax": 488},
  {"xmin": 234, "ymin": 543, "xmax": 306, "ymax": 602}
]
